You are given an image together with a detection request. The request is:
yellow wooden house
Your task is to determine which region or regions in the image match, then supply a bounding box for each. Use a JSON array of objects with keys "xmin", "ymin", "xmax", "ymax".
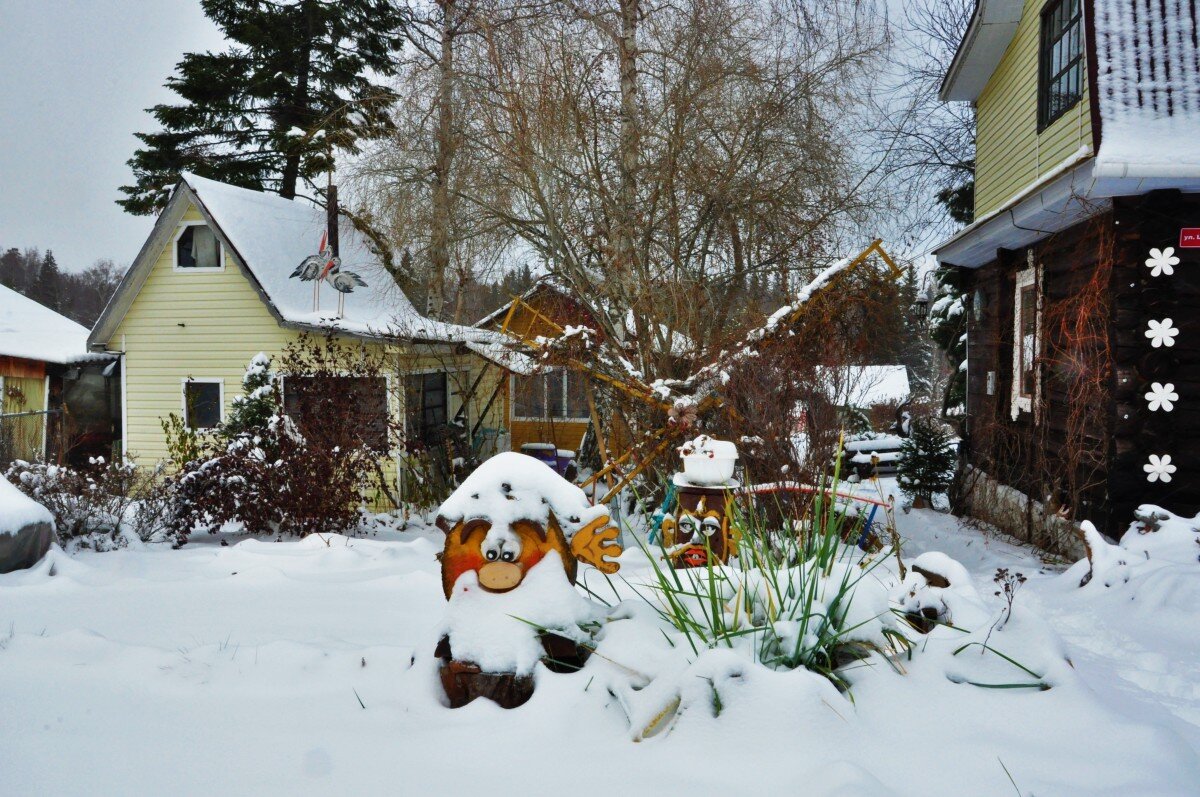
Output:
[{"xmin": 87, "ymin": 173, "xmax": 509, "ymax": 505}]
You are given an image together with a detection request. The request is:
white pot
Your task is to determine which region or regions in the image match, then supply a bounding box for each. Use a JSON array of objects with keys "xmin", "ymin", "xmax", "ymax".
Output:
[{"xmin": 680, "ymin": 439, "xmax": 738, "ymax": 485}]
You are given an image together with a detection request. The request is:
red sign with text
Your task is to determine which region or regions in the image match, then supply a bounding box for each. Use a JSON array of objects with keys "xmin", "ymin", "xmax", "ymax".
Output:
[{"xmin": 1181, "ymin": 228, "xmax": 1200, "ymax": 248}]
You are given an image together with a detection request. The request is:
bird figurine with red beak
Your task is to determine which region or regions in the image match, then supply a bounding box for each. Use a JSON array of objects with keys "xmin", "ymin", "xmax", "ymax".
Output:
[{"xmin": 432, "ymin": 452, "xmax": 622, "ymax": 709}]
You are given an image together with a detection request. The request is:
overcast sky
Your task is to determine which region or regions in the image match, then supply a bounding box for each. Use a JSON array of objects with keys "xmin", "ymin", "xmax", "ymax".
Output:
[{"xmin": 0, "ymin": 2, "xmax": 226, "ymax": 272}]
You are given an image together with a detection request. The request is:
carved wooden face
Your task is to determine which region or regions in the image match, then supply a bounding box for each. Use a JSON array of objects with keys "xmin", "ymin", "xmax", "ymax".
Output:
[{"xmin": 440, "ymin": 516, "xmax": 578, "ymax": 599}]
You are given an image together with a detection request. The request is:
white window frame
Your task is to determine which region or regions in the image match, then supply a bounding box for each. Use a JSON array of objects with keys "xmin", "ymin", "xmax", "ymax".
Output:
[
  {"xmin": 511, "ymin": 367, "xmax": 590, "ymax": 423},
  {"xmin": 172, "ymin": 221, "xmax": 225, "ymax": 272},
  {"xmin": 181, "ymin": 377, "xmax": 224, "ymax": 431},
  {"xmin": 1010, "ymin": 260, "xmax": 1041, "ymax": 420}
]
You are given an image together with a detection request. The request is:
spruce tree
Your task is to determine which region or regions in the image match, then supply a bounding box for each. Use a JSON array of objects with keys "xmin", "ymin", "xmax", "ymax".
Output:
[
  {"xmin": 897, "ymin": 416, "xmax": 956, "ymax": 506},
  {"xmin": 928, "ymin": 265, "xmax": 968, "ymax": 413},
  {"xmin": 220, "ymin": 353, "xmax": 279, "ymax": 443},
  {"xmin": 119, "ymin": 0, "xmax": 405, "ymax": 215},
  {"xmin": 31, "ymin": 251, "xmax": 63, "ymax": 313}
]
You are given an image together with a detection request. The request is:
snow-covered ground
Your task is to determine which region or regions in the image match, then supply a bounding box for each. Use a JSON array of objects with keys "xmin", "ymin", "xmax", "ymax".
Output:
[{"xmin": 2, "ymin": 481, "xmax": 1198, "ymax": 796}]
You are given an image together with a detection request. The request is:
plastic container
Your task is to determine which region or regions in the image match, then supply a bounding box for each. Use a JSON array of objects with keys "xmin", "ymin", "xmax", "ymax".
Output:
[
  {"xmin": 556, "ymin": 449, "xmax": 576, "ymax": 476},
  {"xmin": 678, "ymin": 437, "xmax": 738, "ymax": 486},
  {"xmin": 520, "ymin": 442, "xmax": 559, "ymax": 470}
]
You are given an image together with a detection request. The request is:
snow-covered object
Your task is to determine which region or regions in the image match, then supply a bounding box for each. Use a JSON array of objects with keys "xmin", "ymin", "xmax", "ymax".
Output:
[
  {"xmin": 0, "ymin": 284, "xmax": 110, "ymax": 365},
  {"xmin": 0, "ymin": 474, "xmax": 53, "ymax": 536},
  {"xmin": 816, "ymin": 364, "xmax": 911, "ymax": 408},
  {"xmin": 1094, "ymin": 0, "xmax": 1200, "ymax": 176},
  {"xmin": 0, "ymin": 474, "xmax": 54, "ymax": 574},
  {"xmin": 677, "ymin": 436, "xmax": 738, "ymax": 486},
  {"xmin": 439, "ymin": 550, "xmax": 601, "ymax": 675},
  {"xmin": 436, "ymin": 452, "xmax": 607, "ymax": 541},
  {"xmin": 1069, "ymin": 510, "xmax": 1200, "ymax": 592}
]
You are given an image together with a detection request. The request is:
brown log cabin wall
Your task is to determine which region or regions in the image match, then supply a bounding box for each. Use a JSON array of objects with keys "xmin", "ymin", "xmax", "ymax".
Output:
[
  {"xmin": 962, "ymin": 190, "xmax": 1200, "ymax": 540},
  {"xmin": 964, "ymin": 214, "xmax": 1115, "ymax": 537},
  {"xmin": 1110, "ymin": 191, "xmax": 1200, "ymax": 524}
]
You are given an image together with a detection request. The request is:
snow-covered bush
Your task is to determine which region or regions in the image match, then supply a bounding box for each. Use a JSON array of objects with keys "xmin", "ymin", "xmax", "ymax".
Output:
[
  {"xmin": 3, "ymin": 457, "xmax": 172, "ymax": 548},
  {"xmin": 634, "ymin": 476, "xmax": 909, "ymax": 691},
  {"xmin": 896, "ymin": 416, "xmax": 956, "ymax": 506},
  {"xmin": 167, "ymin": 345, "xmax": 396, "ymax": 540}
]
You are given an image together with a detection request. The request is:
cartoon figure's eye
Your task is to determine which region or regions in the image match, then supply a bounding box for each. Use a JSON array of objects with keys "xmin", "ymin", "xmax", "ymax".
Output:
[
  {"xmin": 701, "ymin": 518, "xmax": 721, "ymax": 537},
  {"xmin": 501, "ymin": 551, "xmax": 515, "ymax": 562},
  {"xmin": 485, "ymin": 550, "xmax": 498, "ymax": 561}
]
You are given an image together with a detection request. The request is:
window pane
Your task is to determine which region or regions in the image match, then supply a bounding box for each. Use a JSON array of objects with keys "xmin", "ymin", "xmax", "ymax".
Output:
[
  {"xmin": 546, "ymin": 369, "xmax": 565, "ymax": 418},
  {"xmin": 404, "ymin": 372, "xmax": 448, "ymax": 445},
  {"xmin": 177, "ymin": 225, "xmax": 220, "ymax": 269},
  {"xmin": 185, "ymin": 381, "xmax": 221, "ymax": 429},
  {"xmin": 566, "ymin": 372, "xmax": 589, "ymax": 419},
  {"xmin": 1019, "ymin": 287, "xmax": 1037, "ymax": 396},
  {"xmin": 513, "ymin": 374, "xmax": 545, "ymax": 418}
]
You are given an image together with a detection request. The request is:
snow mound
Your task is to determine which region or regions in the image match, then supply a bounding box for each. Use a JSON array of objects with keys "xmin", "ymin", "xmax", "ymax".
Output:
[
  {"xmin": 436, "ymin": 452, "xmax": 607, "ymax": 540},
  {"xmin": 1066, "ymin": 509, "xmax": 1200, "ymax": 612},
  {"xmin": 440, "ymin": 550, "xmax": 600, "ymax": 674}
]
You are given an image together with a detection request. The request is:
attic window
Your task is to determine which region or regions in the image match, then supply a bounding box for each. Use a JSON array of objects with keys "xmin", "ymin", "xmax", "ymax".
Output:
[
  {"xmin": 1038, "ymin": 0, "xmax": 1083, "ymax": 130},
  {"xmin": 175, "ymin": 223, "xmax": 223, "ymax": 270}
]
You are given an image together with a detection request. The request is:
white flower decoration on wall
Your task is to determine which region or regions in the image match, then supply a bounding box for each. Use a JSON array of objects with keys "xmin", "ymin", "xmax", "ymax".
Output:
[
  {"xmin": 1144, "ymin": 454, "xmax": 1177, "ymax": 483},
  {"xmin": 1145, "ymin": 247, "xmax": 1180, "ymax": 277},
  {"xmin": 1144, "ymin": 382, "xmax": 1179, "ymax": 412},
  {"xmin": 1145, "ymin": 318, "xmax": 1179, "ymax": 348}
]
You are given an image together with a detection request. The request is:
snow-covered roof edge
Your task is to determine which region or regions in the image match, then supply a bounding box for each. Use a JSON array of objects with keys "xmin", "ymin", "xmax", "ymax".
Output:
[
  {"xmin": 1, "ymin": 284, "xmax": 113, "ymax": 365},
  {"xmin": 89, "ymin": 175, "xmax": 501, "ymax": 353}
]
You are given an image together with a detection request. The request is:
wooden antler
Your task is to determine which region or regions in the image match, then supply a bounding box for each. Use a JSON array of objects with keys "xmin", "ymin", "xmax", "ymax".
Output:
[{"xmin": 570, "ymin": 515, "xmax": 622, "ymax": 574}]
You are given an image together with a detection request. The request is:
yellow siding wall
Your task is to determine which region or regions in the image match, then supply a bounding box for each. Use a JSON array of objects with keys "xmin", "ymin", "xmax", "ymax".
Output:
[
  {"xmin": 974, "ymin": 0, "xmax": 1094, "ymax": 218},
  {"xmin": 108, "ymin": 202, "xmax": 503, "ymax": 508}
]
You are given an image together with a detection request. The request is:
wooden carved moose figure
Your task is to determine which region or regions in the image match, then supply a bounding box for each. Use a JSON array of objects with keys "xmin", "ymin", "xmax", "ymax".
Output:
[{"xmin": 433, "ymin": 452, "xmax": 622, "ymax": 709}]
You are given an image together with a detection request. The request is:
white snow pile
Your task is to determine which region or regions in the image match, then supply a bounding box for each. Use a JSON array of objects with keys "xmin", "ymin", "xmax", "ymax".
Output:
[
  {"xmin": 0, "ymin": 473, "xmax": 53, "ymax": 535},
  {"xmin": 1065, "ymin": 508, "xmax": 1200, "ymax": 606},
  {"xmin": 438, "ymin": 549, "xmax": 601, "ymax": 675},
  {"xmin": 2, "ymin": 488, "xmax": 1199, "ymax": 794},
  {"xmin": 435, "ymin": 451, "xmax": 608, "ymax": 540}
]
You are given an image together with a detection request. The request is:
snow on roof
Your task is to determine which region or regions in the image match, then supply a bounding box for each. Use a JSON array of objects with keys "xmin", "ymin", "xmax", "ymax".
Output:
[
  {"xmin": 0, "ymin": 284, "xmax": 110, "ymax": 365},
  {"xmin": 436, "ymin": 451, "xmax": 608, "ymax": 541},
  {"xmin": 817, "ymin": 364, "xmax": 910, "ymax": 407},
  {"xmin": 181, "ymin": 173, "xmax": 498, "ymax": 346},
  {"xmin": 1094, "ymin": 0, "xmax": 1200, "ymax": 176}
]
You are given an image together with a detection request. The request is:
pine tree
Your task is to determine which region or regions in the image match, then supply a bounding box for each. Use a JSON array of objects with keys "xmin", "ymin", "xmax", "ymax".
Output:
[
  {"xmin": 897, "ymin": 416, "xmax": 956, "ymax": 506},
  {"xmin": 118, "ymin": 0, "xmax": 405, "ymax": 215}
]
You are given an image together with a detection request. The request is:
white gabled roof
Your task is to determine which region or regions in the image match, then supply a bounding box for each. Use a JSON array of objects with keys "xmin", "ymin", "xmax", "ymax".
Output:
[
  {"xmin": 0, "ymin": 284, "xmax": 109, "ymax": 365},
  {"xmin": 90, "ymin": 174, "xmax": 504, "ymax": 352},
  {"xmin": 180, "ymin": 173, "xmax": 494, "ymax": 344},
  {"xmin": 817, "ymin": 364, "xmax": 911, "ymax": 408}
]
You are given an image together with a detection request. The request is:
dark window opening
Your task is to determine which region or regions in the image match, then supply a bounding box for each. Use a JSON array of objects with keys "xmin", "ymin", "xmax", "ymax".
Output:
[
  {"xmin": 1039, "ymin": 0, "xmax": 1083, "ymax": 130},
  {"xmin": 184, "ymin": 381, "xmax": 222, "ymax": 430},
  {"xmin": 1018, "ymin": 285, "xmax": 1037, "ymax": 397},
  {"xmin": 405, "ymin": 372, "xmax": 448, "ymax": 446},
  {"xmin": 284, "ymin": 376, "xmax": 388, "ymax": 451},
  {"xmin": 512, "ymin": 368, "xmax": 590, "ymax": 420},
  {"xmin": 176, "ymin": 224, "xmax": 221, "ymax": 269}
]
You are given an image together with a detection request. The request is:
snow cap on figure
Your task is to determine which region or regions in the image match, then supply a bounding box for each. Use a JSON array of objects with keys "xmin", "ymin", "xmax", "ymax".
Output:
[{"xmin": 435, "ymin": 451, "xmax": 621, "ymax": 599}]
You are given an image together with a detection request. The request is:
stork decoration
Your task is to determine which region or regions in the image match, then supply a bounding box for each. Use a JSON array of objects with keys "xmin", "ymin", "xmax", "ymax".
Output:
[{"xmin": 288, "ymin": 185, "xmax": 367, "ymax": 317}]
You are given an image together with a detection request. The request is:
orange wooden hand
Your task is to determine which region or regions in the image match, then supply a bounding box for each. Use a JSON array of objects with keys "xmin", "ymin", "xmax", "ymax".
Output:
[{"xmin": 571, "ymin": 515, "xmax": 622, "ymax": 574}]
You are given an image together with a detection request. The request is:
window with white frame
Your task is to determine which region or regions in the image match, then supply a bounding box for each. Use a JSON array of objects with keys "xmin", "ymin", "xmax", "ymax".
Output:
[
  {"xmin": 513, "ymin": 367, "xmax": 589, "ymax": 421},
  {"xmin": 174, "ymin": 222, "xmax": 223, "ymax": 270},
  {"xmin": 1011, "ymin": 261, "xmax": 1040, "ymax": 419},
  {"xmin": 183, "ymin": 378, "xmax": 223, "ymax": 430}
]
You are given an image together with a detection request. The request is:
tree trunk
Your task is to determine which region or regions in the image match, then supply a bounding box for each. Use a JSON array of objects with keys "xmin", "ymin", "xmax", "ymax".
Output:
[
  {"xmin": 429, "ymin": 0, "xmax": 458, "ymax": 320},
  {"xmin": 280, "ymin": 0, "xmax": 315, "ymax": 199}
]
